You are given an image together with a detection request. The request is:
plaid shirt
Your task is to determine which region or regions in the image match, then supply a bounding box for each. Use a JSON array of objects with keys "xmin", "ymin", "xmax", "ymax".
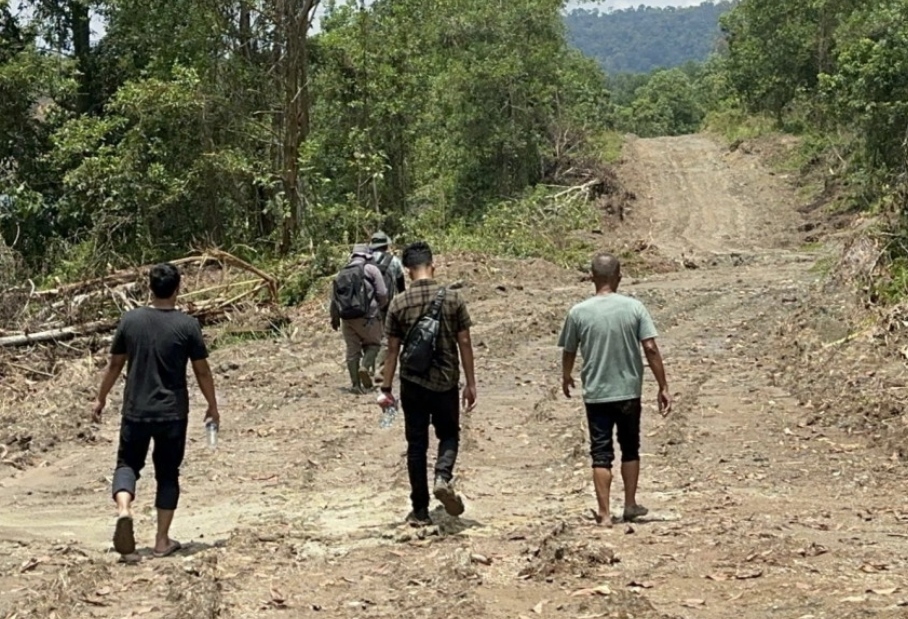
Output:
[{"xmin": 385, "ymin": 279, "xmax": 472, "ymax": 392}]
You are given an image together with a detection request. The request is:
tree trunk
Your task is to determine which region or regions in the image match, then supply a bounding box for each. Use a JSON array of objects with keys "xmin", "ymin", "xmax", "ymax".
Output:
[
  {"xmin": 277, "ymin": 0, "xmax": 318, "ymax": 255},
  {"xmin": 69, "ymin": 0, "xmax": 93, "ymax": 114}
]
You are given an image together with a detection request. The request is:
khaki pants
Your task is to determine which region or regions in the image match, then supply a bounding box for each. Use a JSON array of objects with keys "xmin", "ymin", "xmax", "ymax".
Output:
[{"xmin": 342, "ymin": 317, "xmax": 383, "ymax": 364}]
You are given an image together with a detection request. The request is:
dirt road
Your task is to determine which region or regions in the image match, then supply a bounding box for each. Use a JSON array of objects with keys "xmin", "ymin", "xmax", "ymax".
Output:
[{"xmin": 2, "ymin": 135, "xmax": 907, "ymax": 619}]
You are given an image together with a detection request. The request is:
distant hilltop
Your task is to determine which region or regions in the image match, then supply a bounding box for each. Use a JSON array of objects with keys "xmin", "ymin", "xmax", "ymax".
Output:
[{"xmin": 565, "ymin": 1, "xmax": 737, "ymax": 74}]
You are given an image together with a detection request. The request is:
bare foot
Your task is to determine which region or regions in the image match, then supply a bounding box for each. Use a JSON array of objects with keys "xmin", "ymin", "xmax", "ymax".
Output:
[
  {"xmin": 586, "ymin": 508, "xmax": 614, "ymax": 528},
  {"xmin": 595, "ymin": 512, "xmax": 614, "ymax": 528}
]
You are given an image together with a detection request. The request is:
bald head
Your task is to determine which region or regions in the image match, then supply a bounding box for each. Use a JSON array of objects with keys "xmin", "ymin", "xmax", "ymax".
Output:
[{"xmin": 591, "ymin": 253, "xmax": 621, "ymax": 289}]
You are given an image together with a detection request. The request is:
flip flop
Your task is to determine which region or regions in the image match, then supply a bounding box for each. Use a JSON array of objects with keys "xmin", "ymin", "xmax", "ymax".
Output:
[
  {"xmin": 153, "ymin": 540, "xmax": 182, "ymax": 558},
  {"xmin": 113, "ymin": 515, "xmax": 136, "ymax": 555}
]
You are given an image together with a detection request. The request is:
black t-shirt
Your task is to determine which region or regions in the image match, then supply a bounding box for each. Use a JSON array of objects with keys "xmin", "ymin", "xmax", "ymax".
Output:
[{"xmin": 110, "ymin": 307, "xmax": 209, "ymax": 421}]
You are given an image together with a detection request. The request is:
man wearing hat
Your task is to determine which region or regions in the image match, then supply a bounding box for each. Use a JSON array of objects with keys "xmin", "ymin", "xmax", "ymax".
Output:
[
  {"xmin": 331, "ymin": 244, "xmax": 389, "ymax": 393},
  {"xmin": 370, "ymin": 231, "xmax": 406, "ymax": 298},
  {"xmin": 370, "ymin": 231, "xmax": 406, "ymax": 376}
]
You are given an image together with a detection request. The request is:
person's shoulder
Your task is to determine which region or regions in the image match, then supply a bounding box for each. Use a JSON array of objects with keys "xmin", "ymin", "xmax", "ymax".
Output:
[
  {"xmin": 163, "ymin": 309, "xmax": 201, "ymax": 331},
  {"xmin": 570, "ymin": 296, "xmax": 599, "ymax": 313},
  {"xmin": 616, "ymin": 294, "xmax": 648, "ymax": 312},
  {"xmin": 119, "ymin": 306, "xmax": 151, "ymax": 325},
  {"xmin": 388, "ymin": 290, "xmax": 407, "ymax": 313},
  {"xmin": 121, "ymin": 307, "xmax": 143, "ymax": 320},
  {"xmin": 444, "ymin": 286, "xmax": 467, "ymax": 306}
]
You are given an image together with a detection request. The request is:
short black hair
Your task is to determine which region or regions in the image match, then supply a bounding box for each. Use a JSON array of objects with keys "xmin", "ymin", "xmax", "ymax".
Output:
[
  {"xmin": 402, "ymin": 241, "xmax": 433, "ymax": 269},
  {"xmin": 591, "ymin": 252, "xmax": 621, "ymax": 281},
  {"xmin": 149, "ymin": 263, "xmax": 181, "ymax": 299}
]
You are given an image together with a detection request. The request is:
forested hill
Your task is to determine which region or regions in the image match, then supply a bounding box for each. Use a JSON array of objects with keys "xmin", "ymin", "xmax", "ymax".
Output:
[{"xmin": 565, "ymin": 2, "xmax": 736, "ymax": 74}]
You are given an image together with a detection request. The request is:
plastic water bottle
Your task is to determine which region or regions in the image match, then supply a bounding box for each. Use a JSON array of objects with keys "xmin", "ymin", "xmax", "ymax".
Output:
[
  {"xmin": 205, "ymin": 420, "xmax": 219, "ymax": 449},
  {"xmin": 379, "ymin": 404, "xmax": 397, "ymax": 429}
]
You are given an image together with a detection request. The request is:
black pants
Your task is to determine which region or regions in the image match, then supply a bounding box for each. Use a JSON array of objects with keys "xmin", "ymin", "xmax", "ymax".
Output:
[
  {"xmin": 400, "ymin": 379, "xmax": 460, "ymax": 512},
  {"xmin": 112, "ymin": 418, "xmax": 189, "ymax": 510},
  {"xmin": 585, "ymin": 399, "xmax": 641, "ymax": 469}
]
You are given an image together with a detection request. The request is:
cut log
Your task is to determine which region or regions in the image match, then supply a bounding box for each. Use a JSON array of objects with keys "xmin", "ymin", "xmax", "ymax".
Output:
[{"xmin": 0, "ymin": 320, "xmax": 116, "ymax": 348}]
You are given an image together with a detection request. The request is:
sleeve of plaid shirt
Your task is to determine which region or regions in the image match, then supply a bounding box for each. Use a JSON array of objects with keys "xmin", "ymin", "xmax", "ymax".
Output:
[
  {"xmin": 452, "ymin": 294, "xmax": 472, "ymax": 333},
  {"xmin": 385, "ymin": 296, "xmax": 404, "ymax": 340}
]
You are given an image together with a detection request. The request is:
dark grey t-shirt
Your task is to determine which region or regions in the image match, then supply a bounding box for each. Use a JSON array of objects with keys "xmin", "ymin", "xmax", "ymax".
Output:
[{"xmin": 110, "ymin": 307, "xmax": 208, "ymax": 421}]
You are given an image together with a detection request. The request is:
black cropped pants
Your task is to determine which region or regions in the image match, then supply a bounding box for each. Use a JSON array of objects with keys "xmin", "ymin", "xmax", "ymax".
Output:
[
  {"xmin": 111, "ymin": 418, "xmax": 188, "ymax": 510},
  {"xmin": 585, "ymin": 399, "xmax": 641, "ymax": 469}
]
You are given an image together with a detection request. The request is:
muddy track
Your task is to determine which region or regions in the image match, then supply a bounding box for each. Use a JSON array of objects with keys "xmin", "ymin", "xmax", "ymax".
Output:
[{"xmin": 2, "ymin": 135, "xmax": 908, "ymax": 619}]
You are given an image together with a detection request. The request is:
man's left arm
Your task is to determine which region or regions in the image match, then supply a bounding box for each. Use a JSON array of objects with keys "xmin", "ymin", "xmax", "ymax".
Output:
[{"xmin": 93, "ymin": 354, "xmax": 127, "ymax": 423}]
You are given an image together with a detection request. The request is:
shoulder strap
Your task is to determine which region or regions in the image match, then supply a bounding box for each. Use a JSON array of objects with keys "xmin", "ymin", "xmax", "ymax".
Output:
[
  {"xmin": 428, "ymin": 288, "xmax": 446, "ymax": 320},
  {"xmin": 378, "ymin": 252, "xmax": 394, "ymax": 268}
]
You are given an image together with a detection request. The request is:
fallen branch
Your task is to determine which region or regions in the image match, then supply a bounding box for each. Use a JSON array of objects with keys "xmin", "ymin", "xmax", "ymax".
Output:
[
  {"xmin": 552, "ymin": 180, "xmax": 599, "ymax": 201},
  {"xmin": 204, "ymin": 250, "xmax": 279, "ymax": 303},
  {"xmin": 821, "ymin": 327, "xmax": 874, "ymax": 349},
  {"xmin": 5, "ymin": 362, "xmax": 55, "ymax": 378},
  {"xmin": 0, "ymin": 320, "xmax": 116, "ymax": 348},
  {"xmin": 2, "ymin": 249, "xmax": 283, "ymax": 348}
]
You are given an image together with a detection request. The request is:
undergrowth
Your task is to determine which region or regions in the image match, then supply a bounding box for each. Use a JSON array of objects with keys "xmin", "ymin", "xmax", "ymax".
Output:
[
  {"xmin": 589, "ymin": 130, "xmax": 625, "ymax": 164},
  {"xmin": 404, "ymin": 186, "xmax": 599, "ymax": 270},
  {"xmin": 703, "ymin": 109, "xmax": 776, "ymax": 143}
]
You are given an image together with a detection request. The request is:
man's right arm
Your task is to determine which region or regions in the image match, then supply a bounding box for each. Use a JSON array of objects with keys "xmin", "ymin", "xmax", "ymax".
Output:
[
  {"xmin": 367, "ymin": 264, "xmax": 389, "ymax": 308},
  {"xmin": 330, "ymin": 296, "xmax": 340, "ymax": 330},
  {"xmin": 642, "ymin": 338, "xmax": 672, "ymax": 416},
  {"xmin": 393, "ymin": 258, "xmax": 406, "ymax": 293},
  {"xmin": 456, "ymin": 329, "xmax": 477, "ymax": 411}
]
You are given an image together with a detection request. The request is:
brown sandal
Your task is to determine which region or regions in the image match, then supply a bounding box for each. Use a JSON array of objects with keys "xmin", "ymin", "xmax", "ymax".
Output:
[{"xmin": 113, "ymin": 516, "xmax": 136, "ymax": 555}]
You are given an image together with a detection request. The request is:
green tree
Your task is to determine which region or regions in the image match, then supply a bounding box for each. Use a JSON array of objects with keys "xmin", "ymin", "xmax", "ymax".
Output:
[
  {"xmin": 620, "ymin": 69, "xmax": 704, "ymax": 137},
  {"xmin": 820, "ymin": 1, "xmax": 908, "ymax": 180}
]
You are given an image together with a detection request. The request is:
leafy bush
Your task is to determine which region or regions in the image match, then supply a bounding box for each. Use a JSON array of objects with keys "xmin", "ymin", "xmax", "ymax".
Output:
[
  {"xmin": 702, "ymin": 109, "xmax": 776, "ymax": 142},
  {"xmin": 404, "ymin": 186, "xmax": 599, "ymax": 268}
]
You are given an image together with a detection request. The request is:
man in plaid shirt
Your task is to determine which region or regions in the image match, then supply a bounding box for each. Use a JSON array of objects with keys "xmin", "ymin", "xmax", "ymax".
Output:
[{"xmin": 381, "ymin": 241, "xmax": 477, "ymax": 526}]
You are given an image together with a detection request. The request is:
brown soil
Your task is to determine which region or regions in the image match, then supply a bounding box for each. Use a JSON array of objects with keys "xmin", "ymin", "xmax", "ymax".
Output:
[{"xmin": 2, "ymin": 134, "xmax": 907, "ymax": 619}]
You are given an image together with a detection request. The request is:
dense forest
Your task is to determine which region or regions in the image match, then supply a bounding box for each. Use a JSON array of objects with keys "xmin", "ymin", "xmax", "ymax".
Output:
[
  {"xmin": 565, "ymin": 2, "xmax": 735, "ymax": 74},
  {"xmin": 5, "ymin": 0, "xmax": 908, "ymax": 298},
  {"xmin": 716, "ymin": 0, "xmax": 908, "ymax": 211},
  {"xmin": 0, "ymin": 0, "xmax": 610, "ymax": 282}
]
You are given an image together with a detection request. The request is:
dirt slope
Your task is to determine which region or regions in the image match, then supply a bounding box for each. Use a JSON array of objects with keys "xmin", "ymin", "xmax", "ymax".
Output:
[{"xmin": 2, "ymin": 134, "xmax": 907, "ymax": 619}]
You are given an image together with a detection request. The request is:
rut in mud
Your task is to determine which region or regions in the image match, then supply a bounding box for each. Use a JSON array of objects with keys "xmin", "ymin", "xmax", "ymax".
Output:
[{"xmin": 2, "ymin": 134, "xmax": 907, "ymax": 619}]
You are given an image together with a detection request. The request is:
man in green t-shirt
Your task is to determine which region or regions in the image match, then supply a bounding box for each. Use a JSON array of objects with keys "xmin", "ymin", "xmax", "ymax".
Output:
[{"xmin": 559, "ymin": 253, "xmax": 672, "ymax": 527}]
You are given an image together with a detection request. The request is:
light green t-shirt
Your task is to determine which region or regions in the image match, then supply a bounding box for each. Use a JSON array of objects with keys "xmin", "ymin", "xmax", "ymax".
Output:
[{"xmin": 558, "ymin": 294, "xmax": 658, "ymax": 403}]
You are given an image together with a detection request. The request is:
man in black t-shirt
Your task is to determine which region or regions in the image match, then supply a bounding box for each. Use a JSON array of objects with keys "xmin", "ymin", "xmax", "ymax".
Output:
[{"xmin": 92, "ymin": 263, "xmax": 220, "ymax": 558}]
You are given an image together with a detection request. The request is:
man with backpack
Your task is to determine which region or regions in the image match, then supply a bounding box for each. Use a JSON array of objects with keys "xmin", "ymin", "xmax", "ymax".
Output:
[
  {"xmin": 379, "ymin": 241, "xmax": 477, "ymax": 526},
  {"xmin": 370, "ymin": 230, "xmax": 406, "ymax": 299},
  {"xmin": 330, "ymin": 244, "xmax": 389, "ymax": 393},
  {"xmin": 369, "ymin": 230, "xmax": 406, "ymax": 378}
]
